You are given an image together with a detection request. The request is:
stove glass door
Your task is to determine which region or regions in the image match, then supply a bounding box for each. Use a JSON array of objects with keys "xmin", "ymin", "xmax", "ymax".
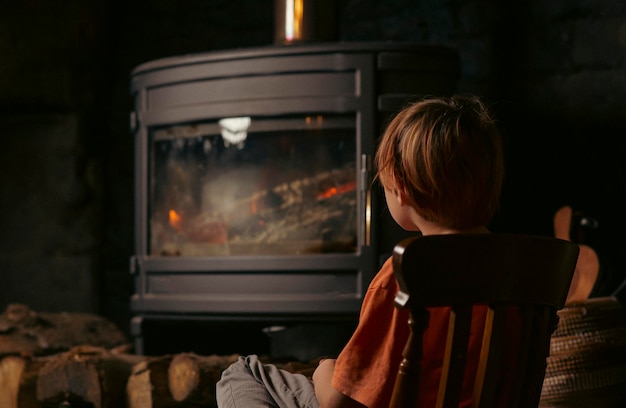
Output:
[{"xmin": 149, "ymin": 114, "xmax": 358, "ymax": 257}]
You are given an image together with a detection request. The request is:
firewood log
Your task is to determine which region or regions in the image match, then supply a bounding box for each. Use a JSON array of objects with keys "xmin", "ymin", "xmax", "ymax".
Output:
[
  {"xmin": 168, "ymin": 353, "xmax": 238, "ymax": 405},
  {"xmin": 0, "ymin": 355, "xmax": 26, "ymax": 408},
  {"xmin": 126, "ymin": 359, "xmax": 153, "ymax": 408},
  {"xmin": 0, "ymin": 304, "xmax": 128, "ymax": 357},
  {"xmin": 127, "ymin": 353, "xmax": 239, "ymax": 408},
  {"xmin": 127, "ymin": 355, "xmax": 173, "ymax": 408},
  {"xmin": 0, "ymin": 354, "xmax": 53, "ymax": 408},
  {"xmin": 36, "ymin": 345, "xmax": 144, "ymax": 408},
  {"xmin": 0, "ymin": 347, "xmax": 146, "ymax": 408},
  {"xmin": 17, "ymin": 356, "xmax": 49, "ymax": 408}
]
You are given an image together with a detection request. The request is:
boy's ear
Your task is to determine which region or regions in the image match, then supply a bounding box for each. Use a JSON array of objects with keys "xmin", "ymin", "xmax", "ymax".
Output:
[
  {"xmin": 394, "ymin": 185, "xmax": 410, "ymax": 206},
  {"xmin": 390, "ymin": 177, "xmax": 411, "ymax": 206}
]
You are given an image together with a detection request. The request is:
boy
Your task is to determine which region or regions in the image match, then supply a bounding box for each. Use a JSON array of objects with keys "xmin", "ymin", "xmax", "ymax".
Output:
[{"xmin": 216, "ymin": 94, "xmax": 505, "ymax": 408}]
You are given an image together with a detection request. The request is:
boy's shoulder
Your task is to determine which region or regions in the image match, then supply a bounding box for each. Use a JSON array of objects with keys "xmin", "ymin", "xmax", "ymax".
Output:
[{"xmin": 369, "ymin": 256, "xmax": 396, "ymax": 290}]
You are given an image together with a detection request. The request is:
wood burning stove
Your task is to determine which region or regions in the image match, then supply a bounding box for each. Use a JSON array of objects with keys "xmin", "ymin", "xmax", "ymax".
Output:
[{"xmin": 129, "ymin": 42, "xmax": 460, "ymax": 355}]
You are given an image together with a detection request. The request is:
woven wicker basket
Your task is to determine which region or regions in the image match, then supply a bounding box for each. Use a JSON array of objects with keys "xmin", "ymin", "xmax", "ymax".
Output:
[{"xmin": 540, "ymin": 297, "xmax": 626, "ymax": 407}]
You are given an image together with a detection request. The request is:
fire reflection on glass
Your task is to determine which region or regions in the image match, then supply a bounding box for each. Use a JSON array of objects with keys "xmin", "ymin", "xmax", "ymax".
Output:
[{"xmin": 149, "ymin": 116, "xmax": 358, "ymax": 256}]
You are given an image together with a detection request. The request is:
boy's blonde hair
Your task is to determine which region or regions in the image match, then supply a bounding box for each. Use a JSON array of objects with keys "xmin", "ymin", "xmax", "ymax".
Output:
[{"xmin": 375, "ymin": 95, "xmax": 504, "ymax": 229}]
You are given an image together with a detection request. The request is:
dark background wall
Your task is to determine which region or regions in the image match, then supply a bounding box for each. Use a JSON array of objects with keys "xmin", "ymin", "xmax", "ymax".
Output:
[{"xmin": 1, "ymin": 0, "xmax": 625, "ymax": 338}]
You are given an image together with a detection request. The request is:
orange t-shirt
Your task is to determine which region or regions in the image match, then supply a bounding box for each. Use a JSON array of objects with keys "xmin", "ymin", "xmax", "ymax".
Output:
[{"xmin": 332, "ymin": 256, "xmax": 500, "ymax": 408}]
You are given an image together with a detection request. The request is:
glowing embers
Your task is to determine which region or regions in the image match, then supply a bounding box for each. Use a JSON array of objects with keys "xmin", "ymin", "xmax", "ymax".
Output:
[
  {"xmin": 168, "ymin": 209, "xmax": 183, "ymax": 232},
  {"xmin": 316, "ymin": 182, "xmax": 357, "ymax": 200}
]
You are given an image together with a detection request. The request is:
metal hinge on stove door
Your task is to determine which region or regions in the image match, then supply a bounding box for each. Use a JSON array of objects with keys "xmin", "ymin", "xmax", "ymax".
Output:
[
  {"xmin": 360, "ymin": 154, "xmax": 372, "ymax": 247},
  {"xmin": 129, "ymin": 255, "xmax": 139, "ymax": 275},
  {"xmin": 129, "ymin": 111, "xmax": 137, "ymax": 133}
]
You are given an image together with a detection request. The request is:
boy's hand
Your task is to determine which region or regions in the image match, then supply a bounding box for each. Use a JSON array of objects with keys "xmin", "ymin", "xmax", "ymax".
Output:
[
  {"xmin": 313, "ymin": 359, "xmax": 365, "ymax": 408},
  {"xmin": 312, "ymin": 358, "xmax": 335, "ymax": 383}
]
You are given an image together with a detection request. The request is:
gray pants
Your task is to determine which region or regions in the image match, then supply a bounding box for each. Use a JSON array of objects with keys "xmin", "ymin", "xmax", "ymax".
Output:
[{"xmin": 216, "ymin": 355, "xmax": 320, "ymax": 408}]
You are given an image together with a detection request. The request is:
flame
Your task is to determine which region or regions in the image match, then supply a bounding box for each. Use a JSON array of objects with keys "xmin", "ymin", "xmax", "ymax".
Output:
[
  {"xmin": 316, "ymin": 182, "xmax": 357, "ymax": 200},
  {"xmin": 169, "ymin": 209, "xmax": 183, "ymax": 231}
]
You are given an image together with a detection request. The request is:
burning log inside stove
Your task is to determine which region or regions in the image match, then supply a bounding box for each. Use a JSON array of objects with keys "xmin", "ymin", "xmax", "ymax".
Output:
[{"xmin": 155, "ymin": 165, "xmax": 358, "ymax": 256}]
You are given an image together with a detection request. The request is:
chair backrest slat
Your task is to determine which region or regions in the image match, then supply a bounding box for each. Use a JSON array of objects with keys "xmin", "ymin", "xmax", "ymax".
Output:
[
  {"xmin": 389, "ymin": 312, "xmax": 426, "ymax": 408},
  {"xmin": 523, "ymin": 307, "xmax": 556, "ymax": 407},
  {"xmin": 438, "ymin": 305, "xmax": 472, "ymax": 408},
  {"xmin": 506, "ymin": 306, "xmax": 535, "ymax": 406},
  {"xmin": 390, "ymin": 233, "xmax": 579, "ymax": 408},
  {"xmin": 474, "ymin": 305, "xmax": 506, "ymax": 408}
]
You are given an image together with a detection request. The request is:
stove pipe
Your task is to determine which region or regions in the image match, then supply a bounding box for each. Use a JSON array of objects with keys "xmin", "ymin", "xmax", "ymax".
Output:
[{"xmin": 274, "ymin": 0, "xmax": 338, "ymax": 45}]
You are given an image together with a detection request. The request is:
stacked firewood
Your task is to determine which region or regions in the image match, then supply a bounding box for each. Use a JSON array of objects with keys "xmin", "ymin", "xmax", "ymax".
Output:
[
  {"xmin": 1, "ymin": 345, "xmax": 242, "ymax": 408},
  {"xmin": 0, "ymin": 304, "xmax": 317, "ymax": 408},
  {"xmin": 0, "ymin": 302, "xmax": 241, "ymax": 408}
]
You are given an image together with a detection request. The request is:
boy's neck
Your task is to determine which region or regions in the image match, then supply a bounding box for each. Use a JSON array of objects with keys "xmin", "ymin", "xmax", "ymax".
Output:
[{"xmin": 419, "ymin": 223, "xmax": 490, "ymax": 236}]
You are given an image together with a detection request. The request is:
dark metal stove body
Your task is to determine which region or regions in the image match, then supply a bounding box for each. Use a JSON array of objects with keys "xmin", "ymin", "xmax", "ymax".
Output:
[{"xmin": 129, "ymin": 43, "xmax": 459, "ymax": 355}]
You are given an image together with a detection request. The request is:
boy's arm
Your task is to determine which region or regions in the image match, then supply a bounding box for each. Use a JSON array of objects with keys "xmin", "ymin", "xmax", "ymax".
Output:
[{"xmin": 312, "ymin": 359, "xmax": 366, "ymax": 408}]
